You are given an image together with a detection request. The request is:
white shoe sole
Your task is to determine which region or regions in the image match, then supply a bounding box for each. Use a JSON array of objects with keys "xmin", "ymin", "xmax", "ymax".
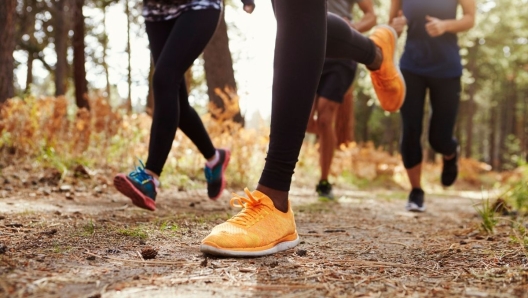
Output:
[
  {"xmin": 200, "ymin": 235, "xmax": 300, "ymax": 257},
  {"xmin": 406, "ymin": 202, "xmax": 426, "ymax": 212}
]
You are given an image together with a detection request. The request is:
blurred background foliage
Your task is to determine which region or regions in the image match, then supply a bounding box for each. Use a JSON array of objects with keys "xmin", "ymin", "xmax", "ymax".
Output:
[{"xmin": 0, "ymin": 0, "xmax": 527, "ymax": 192}]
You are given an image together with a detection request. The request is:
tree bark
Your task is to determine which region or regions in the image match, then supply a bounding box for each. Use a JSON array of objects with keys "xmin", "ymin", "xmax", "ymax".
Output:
[
  {"xmin": 146, "ymin": 57, "xmax": 155, "ymax": 116},
  {"xmin": 354, "ymin": 91, "xmax": 373, "ymax": 143},
  {"xmin": 507, "ymin": 80, "xmax": 517, "ymax": 138},
  {"xmin": 125, "ymin": 0, "xmax": 132, "ymax": 111},
  {"xmin": 522, "ymin": 88, "xmax": 528, "ymax": 163},
  {"xmin": 382, "ymin": 114, "xmax": 400, "ymax": 155},
  {"xmin": 464, "ymin": 100, "xmax": 475, "ymax": 158},
  {"xmin": 22, "ymin": 0, "xmax": 37, "ymax": 93},
  {"xmin": 489, "ymin": 104, "xmax": 498, "ymax": 169},
  {"xmin": 335, "ymin": 85, "xmax": 355, "ymax": 146},
  {"xmin": 54, "ymin": 0, "xmax": 68, "ymax": 96},
  {"xmin": 102, "ymin": 4, "xmax": 111, "ymax": 100},
  {"xmin": 518, "ymin": 89, "xmax": 528, "ymax": 161},
  {"xmin": 464, "ymin": 41, "xmax": 479, "ymax": 158},
  {"xmin": 72, "ymin": 0, "xmax": 90, "ymax": 109},
  {"xmin": 0, "ymin": 0, "xmax": 17, "ymax": 104},
  {"xmin": 203, "ymin": 10, "xmax": 244, "ymax": 124},
  {"xmin": 498, "ymin": 78, "xmax": 516, "ymax": 169},
  {"xmin": 26, "ymin": 55, "xmax": 34, "ymax": 93}
]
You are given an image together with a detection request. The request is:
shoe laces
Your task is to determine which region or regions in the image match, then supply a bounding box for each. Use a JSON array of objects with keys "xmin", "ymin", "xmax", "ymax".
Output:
[
  {"xmin": 228, "ymin": 188, "xmax": 271, "ymax": 226},
  {"xmin": 129, "ymin": 160, "xmax": 155, "ymax": 185}
]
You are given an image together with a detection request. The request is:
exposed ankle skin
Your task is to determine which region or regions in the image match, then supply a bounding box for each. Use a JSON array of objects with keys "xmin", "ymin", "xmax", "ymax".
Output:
[
  {"xmin": 145, "ymin": 169, "xmax": 160, "ymax": 181},
  {"xmin": 405, "ymin": 163, "xmax": 422, "ymax": 190},
  {"xmin": 256, "ymin": 184, "xmax": 289, "ymax": 213},
  {"xmin": 366, "ymin": 46, "xmax": 383, "ymax": 71}
]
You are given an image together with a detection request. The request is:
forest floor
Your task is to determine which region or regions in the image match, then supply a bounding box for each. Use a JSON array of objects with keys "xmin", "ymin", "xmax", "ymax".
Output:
[{"xmin": 1, "ymin": 167, "xmax": 527, "ymax": 298}]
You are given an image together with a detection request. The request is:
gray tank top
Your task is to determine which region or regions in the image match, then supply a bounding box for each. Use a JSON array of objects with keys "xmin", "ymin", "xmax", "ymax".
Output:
[{"xmin": 327, "ymin": 0, "xmax": 360, "ymax": 20}]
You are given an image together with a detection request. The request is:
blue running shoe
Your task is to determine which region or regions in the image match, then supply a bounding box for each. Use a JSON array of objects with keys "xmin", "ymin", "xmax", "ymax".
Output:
[
  {"xmin": 114, "ymin": 160, "xmax": 158, "ymax": 211},
  {"xmin": 204, "ymin": 149, "xmax": 231, "ymax": 200}
]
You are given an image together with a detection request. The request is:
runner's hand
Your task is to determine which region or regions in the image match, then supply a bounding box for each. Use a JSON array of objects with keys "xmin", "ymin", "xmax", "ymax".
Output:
[
  {"xmin": 390, "ymin": 10, "xmax": 407, "ymax": 37},
  {"xmin": 425, "ymin": 15, "xmax": 447, "ymax": 37}
]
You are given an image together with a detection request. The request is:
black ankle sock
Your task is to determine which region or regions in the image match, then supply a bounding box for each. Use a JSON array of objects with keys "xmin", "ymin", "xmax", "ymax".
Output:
[
  {"xmin": 366, "ymin": 46, "xmax": 382, "ymax": 71},
  {"xmin": 411, "ymin": 188, "xmax": 424, "ymax": 194}
]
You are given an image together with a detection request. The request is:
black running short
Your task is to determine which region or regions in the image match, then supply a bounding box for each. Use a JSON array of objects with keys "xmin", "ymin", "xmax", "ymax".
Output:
[{"xmin": 316, "ymin": 58, "xmax": 357, "ymax": 103}]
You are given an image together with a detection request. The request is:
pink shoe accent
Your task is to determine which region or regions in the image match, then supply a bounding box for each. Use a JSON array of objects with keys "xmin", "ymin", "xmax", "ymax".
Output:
[{"xmin": 209, "ymin": 149, "xmax": 231, "ymax": 201}]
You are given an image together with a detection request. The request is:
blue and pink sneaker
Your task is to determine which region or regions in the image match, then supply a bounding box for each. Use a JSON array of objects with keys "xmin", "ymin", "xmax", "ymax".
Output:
[
  {"xmin": 114, "ymin": 160, "xmax": 159, "ymax": 211},
  {"xmin": 205, "ymin": 149, "xmax": 231, "ymax": 200}
]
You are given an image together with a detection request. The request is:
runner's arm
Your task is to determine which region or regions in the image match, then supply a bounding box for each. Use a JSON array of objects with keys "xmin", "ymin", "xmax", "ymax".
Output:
[
  {"xmin": 352, "ymin": 0, "xmax": 377, "ymax": 33},
  {"xmin": 425, "ymin": 0, "xmax": 475, "ymax": 37},
  {"xmin": 389, "ymin": 0, "xmax": 402, "ymax": 25},
  {"xmin": 389, "ymin": 0, "xmax": 406, "ymax": 37}
]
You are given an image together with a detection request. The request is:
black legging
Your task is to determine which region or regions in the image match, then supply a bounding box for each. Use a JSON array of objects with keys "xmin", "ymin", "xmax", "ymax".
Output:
[
  {"xmin": 145, "ymin": 10, "xmax": 220, "ymax": 176},
  {"xmin": 399, "ymin": 70, "xmax": 460, "ymax": 169},
  {"xmin": 259, "ymin": 0, "xmax": 378, "ymax": 191}
]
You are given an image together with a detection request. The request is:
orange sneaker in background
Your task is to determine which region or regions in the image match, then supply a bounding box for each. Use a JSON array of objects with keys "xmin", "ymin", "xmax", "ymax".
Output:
[
  {"xmin": 369, "ymin": 25, "xmax": 406, "ymax": 112},
  {"xmin": 200, "ymin": 188, "xmax": 299, "ymax": 257}
]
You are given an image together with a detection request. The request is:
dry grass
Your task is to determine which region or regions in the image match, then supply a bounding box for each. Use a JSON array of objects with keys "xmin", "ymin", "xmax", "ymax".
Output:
[{"xmin": 0, "ymin": 95, "xmax": 503, "ymax": 193}]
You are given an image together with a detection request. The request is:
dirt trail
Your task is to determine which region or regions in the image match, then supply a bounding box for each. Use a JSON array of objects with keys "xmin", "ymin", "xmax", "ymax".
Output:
[{"xmin": 0, "ymin": 185, "xmax": 527, "ymax": 298}]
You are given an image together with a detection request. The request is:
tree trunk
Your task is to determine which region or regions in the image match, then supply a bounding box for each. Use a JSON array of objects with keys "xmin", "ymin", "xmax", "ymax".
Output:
[
  {"xmin": 146, "ymin": 57, "xmax": 155, "ymax": 116},
  {"xmin": 54, "ymin": 0, "xmax": 68, "ymax": 96},
  {"xmin": 23, "ymin": 0, "xmax": 37, "ymax": 94},
  {"xmin": 383, "ymin": 114, "xmax": 400, "ymax": 155},
  {"xmin": 0, "ymin": 0, "xmax": 17, "ymax": 104},
  {"xmin": 465, "ymin": 41, "xmax": 479, "ymax": 158},
  {"xmin": 72, "ymin": 0, "xmax": 90, "ymax": 109},
  {"xmin": 102, "ymin": 5, "xmax": 111, "ymax": 100},
  {"xmin": 464, "ymin": 100, "xmax": 475, "ymax": 158},
  {"xmin": 335, "ymin": 85, "xmax": 355, "ymax": 146},
  {"xmin": 507, "ymin": 80, "xmax": 517, "ymax": 139},
  {"xmin": 489, "ymin": 104, "xmax": 498, "ymax": 169},
  {"xmin": 477, "ymin": 120, "xmax": 485, "ymax": 161},
  {"xmin": 26, "ymin": 55, "xmax": 34, "ymax": 94},
  {"xmin": 511, "ymin": 81, "xmax": 519, "ymax": 137},
  {"xmin": 203, "ymin": 10, "xmax": 244, "ymax": 124},
  {"xmin": 522, "ymin": 88, "xmax": 528, "ymax": 163},
  {"xmin": 125, "ymin": 0, "xmax": 132, "ymax": 111},
  {"xmin": 355, "ymin": 91, "xmax": 374, "ymax": 143},
  {"xmin": 498, "ymin": 79, "xmax": 516, "ymax": 169}
]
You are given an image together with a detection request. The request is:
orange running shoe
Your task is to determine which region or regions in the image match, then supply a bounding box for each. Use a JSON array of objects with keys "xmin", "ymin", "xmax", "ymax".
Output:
[
  {"xmin": 369, "ymin": 25, "xmax": 406, "ymax": 112},
  {"xmin": 200, "ymin": 188, "xmax": 299, "ymax": 257}
]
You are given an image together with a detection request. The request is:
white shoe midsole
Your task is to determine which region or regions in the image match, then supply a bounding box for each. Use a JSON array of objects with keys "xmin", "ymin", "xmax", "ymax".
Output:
[{"xmin": 200, "ymin": 235, "xmax": 300, "ymax": 257}]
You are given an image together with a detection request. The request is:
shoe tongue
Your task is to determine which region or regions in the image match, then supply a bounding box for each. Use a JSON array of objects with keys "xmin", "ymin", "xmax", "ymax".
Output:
[{"xmin": 250, "ymin": 190, "xmax": 274, "ymax": 206}]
